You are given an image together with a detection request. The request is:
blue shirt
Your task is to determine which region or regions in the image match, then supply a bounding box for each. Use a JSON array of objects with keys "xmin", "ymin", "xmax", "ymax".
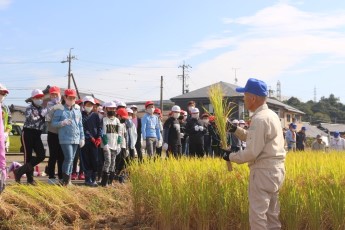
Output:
[{"xmin": 141, "ymin": 113, "xmax": 161, "ymax": 140}]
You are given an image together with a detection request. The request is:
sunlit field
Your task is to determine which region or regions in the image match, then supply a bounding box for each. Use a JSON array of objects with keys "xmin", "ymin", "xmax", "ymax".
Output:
[{"xmin": 130, "ymin": 151, "xmax": 345, "ymax": 230}]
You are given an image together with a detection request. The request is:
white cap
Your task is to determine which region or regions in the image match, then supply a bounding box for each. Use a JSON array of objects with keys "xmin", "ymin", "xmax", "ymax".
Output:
[
  {"xmin": 191, "ymin": 108, "xmax": 199, "ymax": 114},
  {"xmin": 130, "ymin": 105, "xmax": 137, "ymax": 109},
  {"xmin": 0, "ymin": 83, "xmax": 9, "ymax": 94},
  {"xmin": 126, "ymin": 108, "xmax": 133, "ymax": 114},
  {"xmin": 117, "ymin": 101, "xmax": 126, "ymax": 107},
  {"xmin": 171, "ymin": 105, "xmax": 181, "ymax": 112},
  {"xmin": 31, "ymin": 89, "xmax": 44, "ymax": 98},
  {"xmin": 103, "ymin": 101, "xmax": 117, "ymax": 108},
  {"xmin": 239, "ymin": 120, "xmax": 245, "ymax": 124},
  {"xmin": 232, "ymin": 119, "xmax": 239, "ymax": 124},
  {"xmin": 82, "ymin": 96, "xmax": 95, "ymax": 104}
]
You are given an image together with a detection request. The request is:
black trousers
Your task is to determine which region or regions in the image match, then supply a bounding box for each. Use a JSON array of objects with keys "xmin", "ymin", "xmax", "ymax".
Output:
[
  {"xmin": 47, "ymin": 132, "xmax": 64, "ymax": 179},
  {"xmin": 166, "ymin": 144, "xmax": 182, "ymax": 158},
  {"xmin": 21, "ymin": 128, "xmax": 46, "ymax": 166},
  {"xmin": 189, "ymin": 141, "xmax": 204, "ymax": 158}
]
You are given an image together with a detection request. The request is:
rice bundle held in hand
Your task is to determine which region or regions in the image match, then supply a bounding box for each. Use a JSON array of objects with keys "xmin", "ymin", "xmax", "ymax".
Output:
[{"xmin": 208, "ymin": 84, "xmax": 235, "ymax": 171}]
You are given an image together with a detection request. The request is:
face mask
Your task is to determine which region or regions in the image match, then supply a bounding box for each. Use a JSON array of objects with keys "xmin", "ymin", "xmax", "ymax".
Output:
[
  {"xmin": 0, "ymin": 95, "xmax": 4, "ymax": 103},
  {"xmin": 120, "ymin": 118, "xmax": 126, "ymax": 123},
  {"xmin": 51, "ymin": 97, "xmax": 61, "ymax": 104},
  {"xmin": 192, "ymin": 114, "xmax": 199, "ymax": 119},
  {"xmin": 128, "ymin": 116, "xmax": 132, "ymax": 119},
  {"xmin": 172, "ymin": 113, "xmax": 180, "ymax": 119},
  {"xmin": 133, "ymin": 111, "xmax": 137, "ymax": 115},
  {"xmin": 146, "ymin": 108, "xmax": 154, "ymax": 115},
  {"xmin": 188, "ymin": 106, "xmax": 194, "ymax": 112},
  {"xmin": 84, "ymin": 106, "xmax": 93, "ymax": 113},
  {"xmin": 33, "ymin": 99, "xmax": 43, "ymax": 106},
  {"xmin": 107, "ymin": 111, "xmax": 115, "ymax": 117},
  {"xmin": 203, "ymin": 119, "xmax": 209, "ymax": 124},
  {"xmin": 65, "ymin": 100, "xmax": 75, "ymax": 107},
  {"xmin": 239, "ymin": 124, "xmax": 245, "ymax": 128}
]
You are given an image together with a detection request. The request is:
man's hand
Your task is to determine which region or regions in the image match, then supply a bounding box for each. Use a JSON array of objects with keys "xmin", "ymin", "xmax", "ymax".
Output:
[
  {"xmin": 141, "ymin": 140, "xmax": 146, "ymax": 150},
  {"xmin": 180, "ymin": 133, "xmax": 184, "ymax": 138},
  {"xmin": 227, "ymin": 121, "xmax": 237, "ymax": 133},
  {"xmin": 222, "ymin": 148, "xmax": 232, "ymax": 161},
  {"xmin": 157, "ymin": 139, "xmax": 163, "ymax": 148},
  {"xmin": 79, "ymin": 139, "xmax": 85, "ymax": 148}
]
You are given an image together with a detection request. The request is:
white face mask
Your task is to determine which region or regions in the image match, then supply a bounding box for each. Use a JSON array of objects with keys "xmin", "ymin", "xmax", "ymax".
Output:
[
  {"xmin": 173, "ymin": 113, "xmax": 180, "ymax": 119},
  {"xmin": 188, "ymin": 106, "xmax": 194, "ymax": 112},
  {"xmin": 33, "ymin": 99, "xmax": 43, "ymax": 106},
  {"xmin": 0, "ymin": 95, "xmax": 5, "ymax": 103},
  {"xmin": 128, "ymin": 116, "xmax": 133, "ymax": 120},
  {"xmin": 84, "ymin": 106, "xmax": 93, "ymax": 113},
  {"xmin": 146, "ymin": 108, "xmax": 154, "ymax": 115},
  {"xmin": 192, "ymin": 113, "xmax": 199, "ymax": 119}
]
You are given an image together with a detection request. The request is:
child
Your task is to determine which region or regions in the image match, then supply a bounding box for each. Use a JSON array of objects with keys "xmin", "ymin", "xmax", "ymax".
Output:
[
  {"xmin": 162, "ymin": 105, "xmax": 182, "ymax": 158},
  {"xmin": 100, "ymin": 101, "xmax": 120, "ymax": 186}
]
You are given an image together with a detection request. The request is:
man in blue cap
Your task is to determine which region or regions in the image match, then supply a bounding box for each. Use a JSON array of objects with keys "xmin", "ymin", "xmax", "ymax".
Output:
[
  {"xmin": 330, "ymin": 131, "xmax": 345, "ymax": 151},
  {"xmin": 285, "ymin": 123, "xmax": 297, "ymax": 152},
  {"xmin": 223, "ymin": 78, "xmax": 286, "ymax": 230}
]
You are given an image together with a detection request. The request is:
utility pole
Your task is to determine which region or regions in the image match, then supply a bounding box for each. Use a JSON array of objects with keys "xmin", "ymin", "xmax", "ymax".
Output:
[
  {"xmin": 178, "ymin": 61, "xmax": 192, "ymax": 94},
  {"xmin": 160, "ymin": 76, "xmax": 163, "ymax": 114},
  {"xmin": 232, "ymin": 68, "xmax": 240, "ymax": 85},
  {"xmin": 61, "ymin": 48, "xmax": 77, "ymax": 89}
]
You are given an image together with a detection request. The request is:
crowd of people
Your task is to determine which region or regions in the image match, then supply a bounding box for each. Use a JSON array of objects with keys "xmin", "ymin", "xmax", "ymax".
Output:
[
  {"xmin": 0, "ymin": 83, "xmax": 251, "ymax": 189},
  {"xmin": 0, "ymin": 78, "xmax": 288, "ymax": 228}
]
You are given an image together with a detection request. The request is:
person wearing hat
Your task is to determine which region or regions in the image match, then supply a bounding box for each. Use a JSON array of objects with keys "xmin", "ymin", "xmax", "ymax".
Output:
[
  {"xmin": 208, "ymin": 115, "xmax": 222, "ymax": 157},
  {"xmin": 0, "ymin": 83, "xmax": 9, "ymax": 192},
  {"xmin": 51, "ymin": 89, "xmax": 85, "ymax": 186},
  {"xmin": 177, "ymin": 110, "xmax": 188, "ymax": 155},
  {"xmin": 296, "ymin": 126, "xmax": 307, "ymax": 151},
  {"xmin": 45, "ymin": 86, "xmax": 65, "ymax": 184},
  {"xmin": 100, "ymin": 101, "xmax": 120, "ymax": 186},
  {"xmin": 201, "ymin": 113, "xmax": 212, "ymax": 156},
  {"xmin": 141, "ymin": 101, "xmax": 161, "ymax": 159},
  {"xmin": 114, "ymin": 107, "xmax": 129, "ymax": 183},
  {"xmin": 125, "ymin": 108, "xmax": 138, "ymax": 160},
  {"xmin": 330, "ymin": 131, "xmax": 345, "ymax": 151},
  {"xmin": 79, "ymin": 96, "xmax": 102, "ymax": 187},
  {"xmin": 162, "ymin": 105, "xmax": 183, "ymax": 158},
  {"xmin": 222, "ymin": 78, "xmax": 286, "ymax": 229},
  {"xmin": 285, "ymin": 123, "xmax": 297, "ymax": 152},
  {"xmin": 185, "ymin": 107, "xmax": 207, "ymax": 158},
  {"xmin": 14, "ymin": 89, "xmax": 47, "ymax": 184},
  {"xmin": 311, "ymin": 134, "xmax": 326, "ymax": 151},
  {"xmin": 0, "ymin": 84, "xmax": 12, "ymax": 153},
  {"xmin": 238, "ymin": 120, "xmax": 247, "ymax": 150},
  {"xmin": 230, "ymin": 119, "xmax": 243, "ymax": 153},
  {"xmin": 130, "ymin": 105, "xmax": 143, "ymax": 162}
]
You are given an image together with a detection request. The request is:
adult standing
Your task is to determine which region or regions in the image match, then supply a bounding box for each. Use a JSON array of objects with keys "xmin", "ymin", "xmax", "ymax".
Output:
[
  {"xmin": 15, "ymin": 89, "xmax": 47, "ymax": 184},
  {"xmin": 330, "ymin": 131, "xmax": 345, "ymax": 151},
  {"xmin": 296, "ymin": 127, "xmax": 307, "ymax": 151},
  {"xmin": 141, "ymin": 101, "xmax": 161, "ymax": 159},
  {"xmin": 285, "ymin": 123, "xmax": 297, "ymax": 152},
  {"xmin": 223, "ymin": 78, "xmax": 286, "ymax": 229},
  {"xmin": 51, "ymin": 89, "xmax": 85, "ymax": 186},
  {"xmin": 311, "ymin": 134, "xmax": 326, "ymax": 152}
]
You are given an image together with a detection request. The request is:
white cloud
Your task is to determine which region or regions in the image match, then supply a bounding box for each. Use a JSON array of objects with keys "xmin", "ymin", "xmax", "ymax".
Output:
[{"xmin": 0, "ymin": 0, "xmax": 12, "ymax": 10}]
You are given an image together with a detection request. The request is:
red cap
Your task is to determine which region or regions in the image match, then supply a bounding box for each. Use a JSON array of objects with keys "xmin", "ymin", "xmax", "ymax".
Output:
[
  {"xmin": 201, "ymin": 113, "xmax": 210, "ymax": 118},
  {"xmin": 116, "ymin": 108, "xmax": 128, "ymax": 119},
  {"xmin": 49, "ymin": 86, "xmax": 60, "ymax": 94},
  {"xmin": 94, "ymin": 98, "xmax": 101, "ymax": 105},
  {"xmin": 76, "ymin": 99, "xmax": 83, "ymax": 105},
  {"xmin": 64, "ymin": 89, "xmax": 77, "ymax": 97},
  {"xmin": 154, "ymin": 108, "xmax": 161, "ymax": 115},
  {"xmin": 145, "ymin": 101, "xmax": 154, "ymax": 108}
]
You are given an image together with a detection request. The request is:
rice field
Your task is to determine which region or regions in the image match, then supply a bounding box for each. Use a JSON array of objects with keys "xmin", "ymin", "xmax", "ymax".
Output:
[
  {"xmin": 1, "ymin": 151, "xmax": 344, "ymax": 229},
  {"xmin": 130, "ymin": 151, "xmax": 345, "ymax": 230}
]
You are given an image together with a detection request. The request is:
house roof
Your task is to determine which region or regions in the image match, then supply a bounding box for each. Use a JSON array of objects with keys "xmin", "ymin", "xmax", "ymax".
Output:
[
  {"xmin": 301, "ymin": 122, "xmax": 328, "ymax": 138},
  {"xmin": 318, "ymin": 123, "xmax": 345, "ymax": 133},
  {"xmin": 171, "ymin": 81, "xmax": 242, "ymax": 99},
  {"xmin": 171, "ymin": 81, "xmax": 305, "ymax": 114}
]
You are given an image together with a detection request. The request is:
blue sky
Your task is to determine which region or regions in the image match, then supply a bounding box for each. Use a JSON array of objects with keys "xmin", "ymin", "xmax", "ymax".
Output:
[{"xmin": 1, "ymin": 0, "xmax": 345, "ymax": 106}]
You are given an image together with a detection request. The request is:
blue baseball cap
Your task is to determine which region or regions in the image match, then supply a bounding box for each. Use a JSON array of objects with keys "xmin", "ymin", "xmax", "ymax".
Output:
[
  {"xmin": 302, "ymin": 126, "xmax": 306, "ymax": 130},
  {"xmin": 236, "ymin": 78, "xmax": 268, "ymax": 96},
  {"xmin": 334, "ymin": 132, "xmax": 340, "ymax": 138}
]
